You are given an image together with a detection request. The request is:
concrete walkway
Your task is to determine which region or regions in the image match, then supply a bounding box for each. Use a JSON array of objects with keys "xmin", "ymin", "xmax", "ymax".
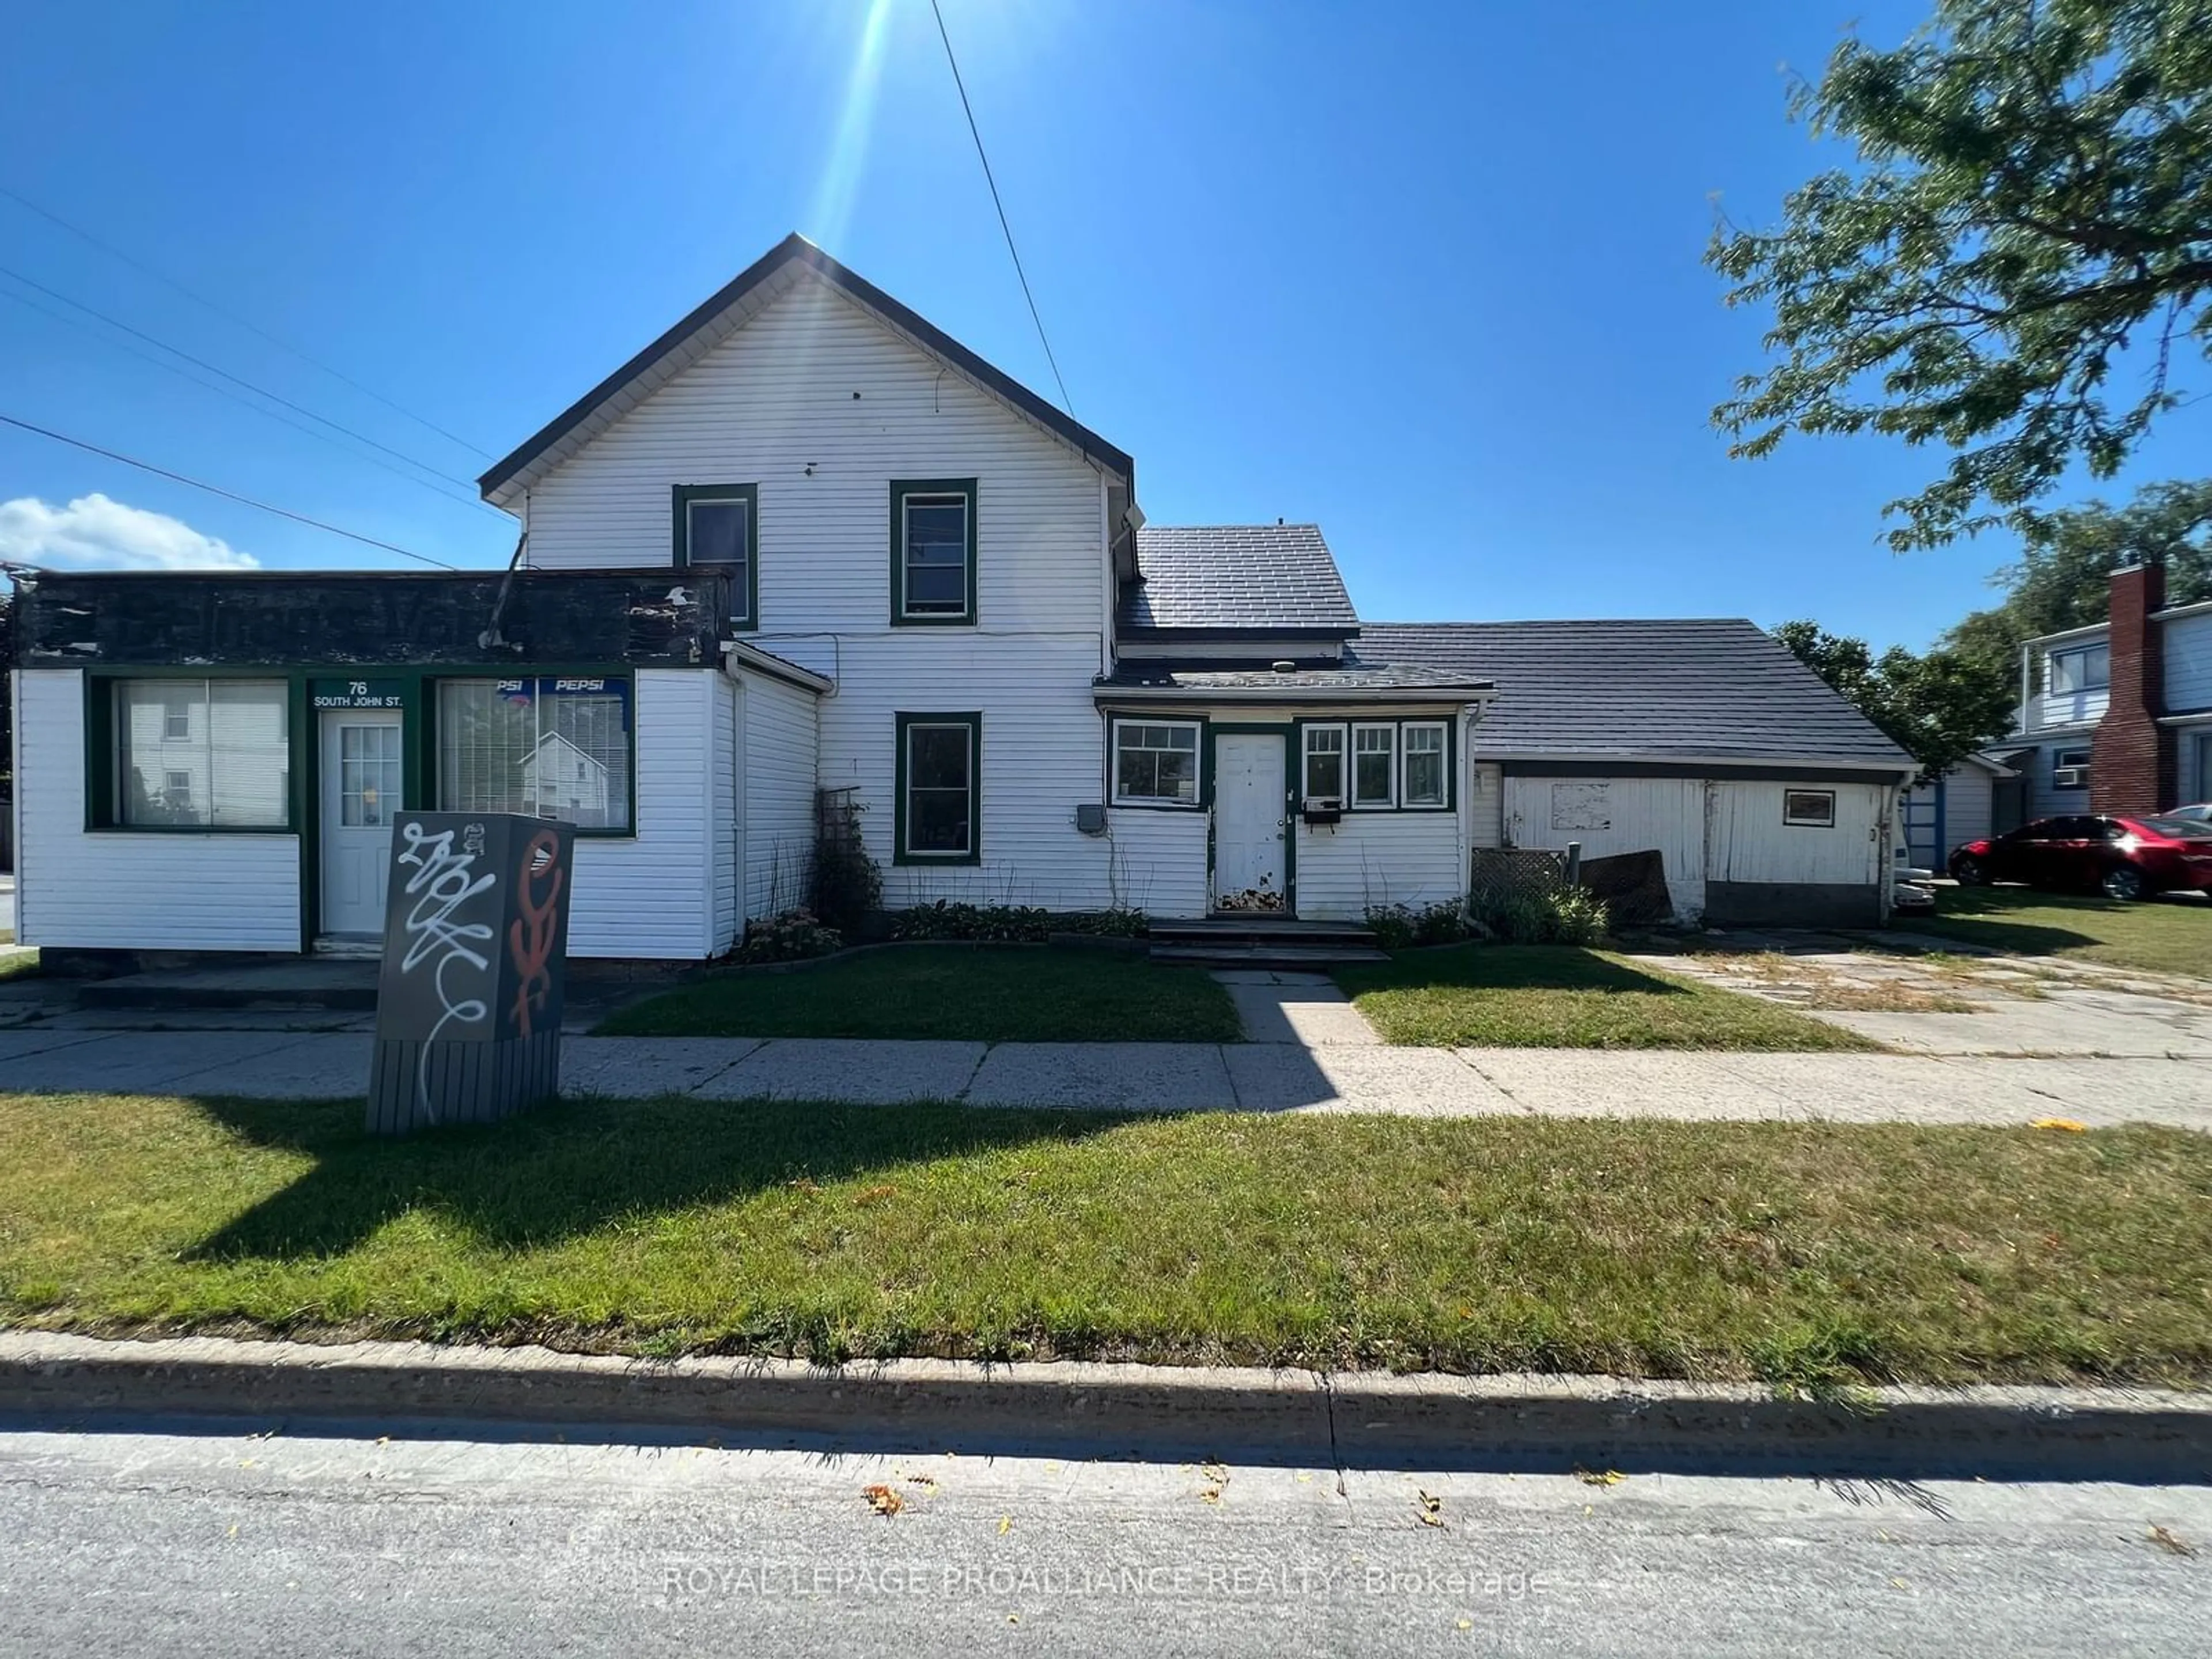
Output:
[{"xmin": 2, "ymin": 1006, "xmax": 2208, "ymax": 1130}]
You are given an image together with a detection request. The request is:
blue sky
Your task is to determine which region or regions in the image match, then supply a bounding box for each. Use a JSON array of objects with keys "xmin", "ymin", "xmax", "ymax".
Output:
[{"xmin": 2, "ymin": 0, "xmax": 2203, "ymax": 649}]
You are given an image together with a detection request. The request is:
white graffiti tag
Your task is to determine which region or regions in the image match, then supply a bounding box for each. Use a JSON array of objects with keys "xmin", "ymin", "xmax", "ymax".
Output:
[{"xmin": 396, "ymin": 821, "xmax": 498, "ymax": 1119}]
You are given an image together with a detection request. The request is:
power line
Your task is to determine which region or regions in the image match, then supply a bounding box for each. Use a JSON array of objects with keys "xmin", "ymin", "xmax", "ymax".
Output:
[
  {"xmin": 0, "ymin": 260, "xmax": 498, "ymax": 509},
  {"xmin": 927, "ymin": 0, "xmax": 1075, "ymax": 418},
  {"xmin": 0, "ymin": 412, "xmax": 462, "ymax": 570},
  {"xmin": 0, "ymin": 280, "xmax": 502, "ymax": 521},
  {"xmin": 0, "ymin": 182, "xmax": 495, "ymax": 460}
]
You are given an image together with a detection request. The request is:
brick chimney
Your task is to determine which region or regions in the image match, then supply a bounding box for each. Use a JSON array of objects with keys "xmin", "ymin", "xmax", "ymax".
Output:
[{"xmin": 2090, "ymin": 559, "xmax": 2173, "ymax": 812}]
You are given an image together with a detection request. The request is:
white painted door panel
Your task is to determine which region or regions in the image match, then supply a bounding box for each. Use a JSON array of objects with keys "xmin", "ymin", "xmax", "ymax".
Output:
[
  {"xmin": 1212, "ymin": 734, "xmax": 1287, "ymax": 912},
  {"xmin": 320, "ymin": 713, "xmax": 403, "ymax": 937}
]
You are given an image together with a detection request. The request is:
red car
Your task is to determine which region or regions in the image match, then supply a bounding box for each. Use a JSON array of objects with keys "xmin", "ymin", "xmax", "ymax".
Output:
[{"xmin": 1950, "ymin": 814, "xmax": 2212, "ymax": 901}]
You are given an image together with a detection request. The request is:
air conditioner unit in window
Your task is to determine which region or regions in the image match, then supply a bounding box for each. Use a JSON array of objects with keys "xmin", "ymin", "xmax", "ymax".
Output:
[{"xmin": 2054, "ymin": 764, "xmax": 2088, "ymax": 788}]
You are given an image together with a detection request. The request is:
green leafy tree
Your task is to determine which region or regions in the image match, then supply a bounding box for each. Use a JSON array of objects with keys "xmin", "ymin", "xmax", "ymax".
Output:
[
  {"xmin": 1941, "ymin": 477, "xmax": 2212, "ymax": 680},
  {"xmin": 1710, "ymin": 0, "xmax": 2212, "ymax": 548},
  {"xmin": 1773, "ymin": 620, "xmax": 2017, "ymax": 780}
]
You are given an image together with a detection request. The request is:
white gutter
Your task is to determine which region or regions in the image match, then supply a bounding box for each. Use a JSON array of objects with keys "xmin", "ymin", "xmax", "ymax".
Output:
[
  {"xmin": 720, "ymin": 638, "xmax": 834, "ymax": 695},
  {"xmin": 1094, "ymin": 683, "xmax": 1497, "ymax": 705}
]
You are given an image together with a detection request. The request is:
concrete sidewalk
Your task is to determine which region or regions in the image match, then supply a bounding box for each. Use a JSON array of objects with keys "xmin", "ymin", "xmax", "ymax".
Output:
[{"xmin": 1, "ymin": 1021, "xmax": 2207, "ymax": 1127}]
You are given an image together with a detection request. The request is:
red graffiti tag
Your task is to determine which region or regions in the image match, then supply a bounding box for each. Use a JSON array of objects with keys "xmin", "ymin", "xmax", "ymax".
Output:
[{"xmin": 507, "ymin": 829, "xmax": 565, "ymax": 1037}]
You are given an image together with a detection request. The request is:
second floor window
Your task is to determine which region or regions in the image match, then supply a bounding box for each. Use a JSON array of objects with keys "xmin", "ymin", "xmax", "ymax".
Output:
[
  {"xmin": 2048, "ymin": 642, "xmax": 2109, "ymax": 694},
  {"xmin": 673, "ymin": 483, "xmax": 758, "ymax": 629},
  {"xmin": 891, "ymin": 479, "xmax": 977, "ymax": 624}
]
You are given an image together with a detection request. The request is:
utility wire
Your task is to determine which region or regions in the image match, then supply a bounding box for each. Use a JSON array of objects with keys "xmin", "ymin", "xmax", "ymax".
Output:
[
  {"xmin": 927, "ymin": 0, "xmax": 1075, "ymax": 418},
  {"xmin": 0, "ymin": 182, "xmax": 495, "ymax": 460},
  {"xmin": 0, "ymin": 281, "xmax": 502, "ymax": 521},
  {"xmin": 0, "ymin": 412, "xmax": 462, "ymax": 570},
  {"xmin": 0, "ymin": 260, "xmax": 498, "ymax": 508}
]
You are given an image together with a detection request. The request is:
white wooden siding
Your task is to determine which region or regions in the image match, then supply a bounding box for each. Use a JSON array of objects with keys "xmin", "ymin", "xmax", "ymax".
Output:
[
  {"xmin": 738, "ymin": 668, "xmax": 820, "ymax": 923},
  {"xmin": 1103, "ymin": 810, "xmax": 1209, "ymax": 918},
  {"xmin": 1296, "ymin": 813, "xmax": 1463, "ymax": 919},
  {"xmin": 709, "ymin": 673, "xmax": 740, "ymax": 952},
  {"xmin": 2165, "ymin": 611, "xmax": 2212, "ymax": 713},
  {"xmin": 1706, "ymin": 781, "xmax": 1884, "ymax": 886},
  {"xmin": 521, "ymin": 276, "xmax": 1108, "ymax": 639},
  {"xmin": 1465, "ymin": 762, "xmax": 1503, "ymax": 850},
  {"xmin": 566, "ymin": 669, "xmax": 718, "ymax": 959},
  {"xmin": 16, "ymin": 670, "xmax": 300, "ymax": 952},
  {"xmin": 827, "ymin": 638, "xmax": 1118, "ymax": 909},
  {"xmin": 1501, "ymin": 775, "xmax": 1709, "ymax": 921}
]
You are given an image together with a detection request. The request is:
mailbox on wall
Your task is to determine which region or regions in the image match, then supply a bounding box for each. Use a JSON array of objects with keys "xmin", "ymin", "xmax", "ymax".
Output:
[{"xmin": 366, "ymin": 811, "xmax": 577, "ymax": 1135}]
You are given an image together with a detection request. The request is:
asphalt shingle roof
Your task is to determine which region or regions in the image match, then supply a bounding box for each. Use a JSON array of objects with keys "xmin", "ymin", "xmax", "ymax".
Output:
[
  {"xmin": 1120, "ymin": 525, "xmax": 1360, "ymax": 633},
  {"xmin": 1099, "ymin": 644, "xmax": 1490, "ymax": 695},
  {"xmin": 1362, "ymin": 619, "xmax": 1912, "ymax": 767}
]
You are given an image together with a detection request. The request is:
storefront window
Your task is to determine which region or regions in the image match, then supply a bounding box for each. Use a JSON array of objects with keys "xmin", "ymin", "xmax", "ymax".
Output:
[
  {"xmin": 437, "ymin": 677, "xmax": 633, "ymax": 832},
  {"xmin": 114, "ymin": 679, "xmax": 290, "ymax": 828}
]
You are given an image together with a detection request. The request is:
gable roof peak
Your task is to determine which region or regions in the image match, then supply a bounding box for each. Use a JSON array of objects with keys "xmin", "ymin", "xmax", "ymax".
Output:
[{"xmin": 479, "ymin": 233, "xmax": 1132, "ymax": 504}]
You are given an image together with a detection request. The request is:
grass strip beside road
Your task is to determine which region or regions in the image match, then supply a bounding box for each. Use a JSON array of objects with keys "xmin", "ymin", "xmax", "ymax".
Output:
[
  {"xmin": 1334, "ymin": 945, "xmax": 1879, "ymax": 1051},
  {"xmin": 4, "ymin": 1090, "xmax": 2206, "ymax": 1390},
  {"xmin": 596, "ymin": 943, "xmax": 1243, "ymax": 1043}
]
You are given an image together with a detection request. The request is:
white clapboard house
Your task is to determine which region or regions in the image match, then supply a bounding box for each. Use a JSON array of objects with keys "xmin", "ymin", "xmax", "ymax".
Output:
[{"xmin": 10, "ymin": 234, "xmax": 1914, "ymax": 964}]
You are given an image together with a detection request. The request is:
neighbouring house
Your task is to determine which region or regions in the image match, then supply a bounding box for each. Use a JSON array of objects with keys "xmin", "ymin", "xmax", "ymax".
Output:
[
  {"xmin": 1899, "ymin": 752, "xmax": 2021, "ymax": 874},
  {"xmin": 1981, "ymin": 560, "xmax": 2212, "ymax": 831},
  {"xmin": 7, "ymin": 233, "xmax": 1915, "ymax": 964}
]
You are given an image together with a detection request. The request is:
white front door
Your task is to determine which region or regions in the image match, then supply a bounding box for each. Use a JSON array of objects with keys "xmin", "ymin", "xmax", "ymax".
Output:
[
  {"xmin": 1212, "ymin": 732, "xmax": 1289, "ymax": 912},
  {"xmin": 320, "ymin": 711, "xmax": 404, "ymax": 937}
]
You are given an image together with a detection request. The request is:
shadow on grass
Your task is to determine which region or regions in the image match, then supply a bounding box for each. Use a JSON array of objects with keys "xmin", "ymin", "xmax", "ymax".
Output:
[
  {"xmin": 183, "ymin": 1093, "xmax": 1131, "ymax": 1264},
  {"xmin": 1895, "ymin": 888, "xmax": 2113, "ymax": 958},
  {"xmin": 1335, "ymin": 944, "xmax": 1692, "ymax": 997}
]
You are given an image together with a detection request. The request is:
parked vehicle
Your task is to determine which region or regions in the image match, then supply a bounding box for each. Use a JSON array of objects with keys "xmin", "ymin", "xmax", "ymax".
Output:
[
  {"xmin": 1950, "ymin": 815, "xmax": 2212, "ymax": 900},
  {"xmin": 2167, "ymin": 802, "xmax": 2212, "ymax": 823}
]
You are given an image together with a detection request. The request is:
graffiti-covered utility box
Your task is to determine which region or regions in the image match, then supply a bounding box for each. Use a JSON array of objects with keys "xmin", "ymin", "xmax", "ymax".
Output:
[{"xmin": 366, "ymin": 812, "xmax": 577, "ymax": 1135}]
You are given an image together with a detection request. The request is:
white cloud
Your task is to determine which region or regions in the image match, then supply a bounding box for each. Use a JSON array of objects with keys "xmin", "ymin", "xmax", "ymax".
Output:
[{"xmin": 0, "ymin": 493, "xmax": 259, "ymax": 571}]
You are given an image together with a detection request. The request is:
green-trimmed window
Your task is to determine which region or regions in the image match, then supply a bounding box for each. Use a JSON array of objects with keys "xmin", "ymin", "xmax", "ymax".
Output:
[
  {"xmin": 1401, "ymin": 721, "xmax": 1448, "ymax": 809},
  {"xmin": 1351, "ymin": 723, "xmax": 1397, "ymax": 808},
  {"xmin": 673, "ymin": 483, "xmax": 759, "ymax": 629},
  {"xmin": 1112, "ymin": 718, "xmax": 1201, "ymax": 807},
  {"xmin": 436, "ymin": 676, "xmax": 635, "ymax": 834},
  {"xmin": 895, "ymin": 711, "xmax": 981, "ymax": 863},
  {"xmin": 109, "ymin": 678, "xmax": 290, "ymax": 828},
  {"xmin": 1302, "ymin": 723, "xmax": 1346, "ymax": 804},
  {"xmin": 891, "ymin": 479, "xmax": 976, "ymax": 624}
]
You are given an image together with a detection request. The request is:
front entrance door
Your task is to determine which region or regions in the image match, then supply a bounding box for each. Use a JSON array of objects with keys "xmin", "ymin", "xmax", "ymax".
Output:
[
  {"xmin": 1212, "ymin": 732, "xmax": 1289, "ymax": 912},
  {"xmin": 320, "ymin": 711, "xmax": 404, "ymax": 937}
]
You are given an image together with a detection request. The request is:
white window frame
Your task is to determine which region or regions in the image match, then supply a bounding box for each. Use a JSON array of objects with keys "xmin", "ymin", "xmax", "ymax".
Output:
[
  {"xmin": 1302, "ymin": 723, "xmax": 1347, "ymax": 805},
  {"xmin": 1782, "ymin": 789, "xmax": 1837, "ymax": 828},
  {"xmin": 1111, "ymin": 718, "xmax": 1202, "ymax": 809},
  {"xmin": 2048, "ymin": 642, "xmax": 2109, "ymax": 694},
  {"xmin": 676, "ymin": 484, "xmax": 757, "ymax": 628},
  {"xmin": 1350, "ymin": 722, "xmax": 1397, "ymax": 809},
  {"xmin": 1400, "ymin": 721, "xmax": 1449, "ymax": 809},
  {"xmin": 897, "ymin": 714, "xmax": 980, "ymax": 862}
]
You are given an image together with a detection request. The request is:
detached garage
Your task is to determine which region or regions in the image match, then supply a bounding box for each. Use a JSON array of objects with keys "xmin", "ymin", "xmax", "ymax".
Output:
[{"xmin": 1366, "ymin": 619, "xmax": 1917, "ymax": 928}]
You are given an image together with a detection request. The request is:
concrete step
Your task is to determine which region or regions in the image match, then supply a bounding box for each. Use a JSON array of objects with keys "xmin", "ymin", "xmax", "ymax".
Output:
[
  {"xmin": 1149, "ymin": 944, "xmax": 1389, "ymax": 969},
  {"xmin": 74, "ymin": 963, "xmax": 381, "ymax": 1012}
]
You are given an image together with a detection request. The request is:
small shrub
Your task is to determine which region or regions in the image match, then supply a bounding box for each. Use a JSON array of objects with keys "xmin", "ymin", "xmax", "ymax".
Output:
[
  {"xmin": 736, "ymin": 908, "xmax": 844, "ymax": 964},
  {"xmin": 1365, "ymin": 900, "xmax": 1471, "ymax": 950},
  {"xmin": 1469, "ymin": 886, "xmax": 1611, "ymax": 945},
  {"xmin": 1054, "ymin": 907, "xmax": 1150, "ymax": 939},
  {"xmin": 808, "ymin": 798, "xmax": 881, "ymax": 934},
  {"xmin": 888, "ymin": 902, "xmax": 1150, "ymax": 942}
]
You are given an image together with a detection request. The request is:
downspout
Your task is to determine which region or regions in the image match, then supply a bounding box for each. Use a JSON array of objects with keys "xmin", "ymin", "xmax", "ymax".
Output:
[{"xmin": 477, "ymin": 510, "xmax": 529, "ymax": 653}]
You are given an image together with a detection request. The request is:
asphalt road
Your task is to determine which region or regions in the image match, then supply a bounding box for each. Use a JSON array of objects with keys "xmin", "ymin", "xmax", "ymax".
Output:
[{"xmin": 1, "ymin": 1422, "xmax": 2206, "ymax": 1656}]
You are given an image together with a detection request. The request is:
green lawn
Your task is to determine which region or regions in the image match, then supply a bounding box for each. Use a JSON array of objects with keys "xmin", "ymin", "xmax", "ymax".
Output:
[
  {"xmin": 4, "ymin": 1091, "xmax": 2210, "ymax": 1386},
  {"xmin": 1897, "ymin": 887, "xmax": 2212, "ymax": 979},
  {"xmin": 1334, "ymin": 945, "xmax": 1878, "ymax": 1051},
  {"xmin": 596, "ymin": 944, "xmax": 1243, "ymax": 1043}
]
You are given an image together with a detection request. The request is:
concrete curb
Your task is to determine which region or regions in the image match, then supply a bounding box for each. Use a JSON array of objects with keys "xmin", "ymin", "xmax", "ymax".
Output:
[{"xmin": 3, "ymin": 1332, "xmax": 2208, "ymax": 1479}]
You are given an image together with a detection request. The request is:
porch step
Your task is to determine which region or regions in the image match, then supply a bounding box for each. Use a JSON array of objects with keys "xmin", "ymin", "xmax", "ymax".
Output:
[
  {"xmin": 1146, "ymin": 918, "xmax": 1386, "ymax": 970},
  {"xmin": 1150, "ymin": 942, "xmax": 1391, "ymax": 969},
  {"xmin": 74, "ymin": 961, "xmax": 381, "ymax": 1012}
]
